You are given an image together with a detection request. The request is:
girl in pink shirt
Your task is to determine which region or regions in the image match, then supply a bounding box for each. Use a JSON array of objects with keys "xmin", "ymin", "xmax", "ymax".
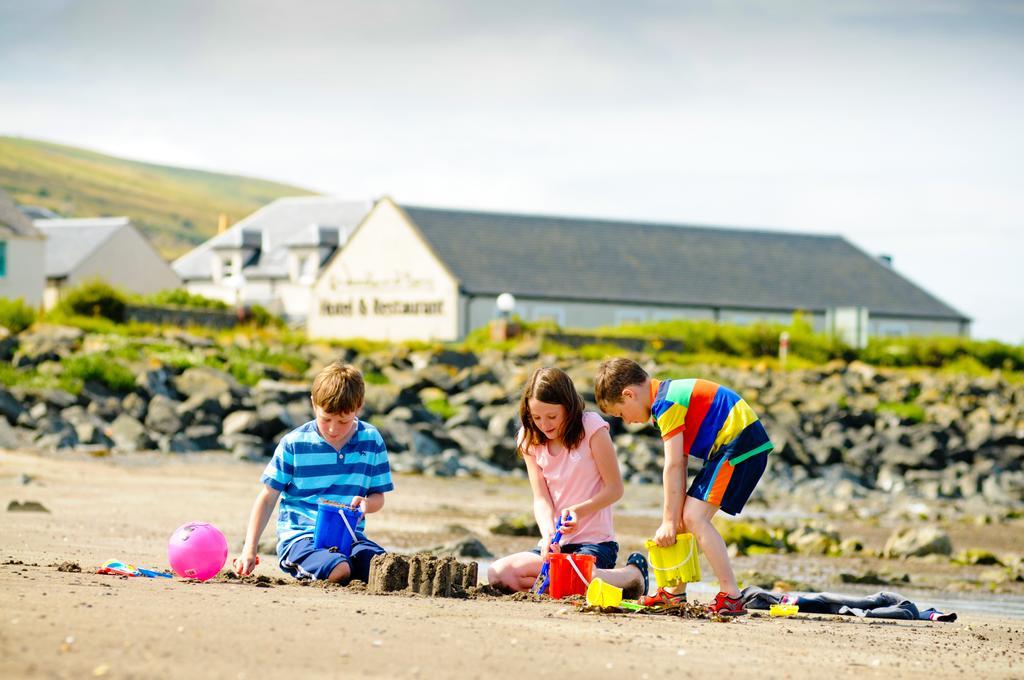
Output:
[{"xmin": 487, "ymin": 367, "xmax": 649, "ymax": 596}]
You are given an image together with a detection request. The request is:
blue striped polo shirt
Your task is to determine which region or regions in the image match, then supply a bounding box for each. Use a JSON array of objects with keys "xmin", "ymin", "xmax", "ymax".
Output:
[{"xmin": 260, "ymin": 419, "xmax": 394, "ymax": 556}]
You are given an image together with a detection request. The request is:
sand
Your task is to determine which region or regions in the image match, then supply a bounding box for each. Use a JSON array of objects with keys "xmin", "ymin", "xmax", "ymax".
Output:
[{"xmin": 1, "ymin": 449, "xmax": 1022, "ymax": 679}]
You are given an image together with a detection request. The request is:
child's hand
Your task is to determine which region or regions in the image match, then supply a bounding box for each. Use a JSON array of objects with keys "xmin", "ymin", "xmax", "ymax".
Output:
[
  {"xmin": 540, "ymin": 535, "xmax": 561, "ymax": 559},
  {"xmin": 349, "ymin": 496, "xmax": 367, "ymax": 514},
  {"xmin": 558, "ymin": 508, "xmax": 578, "ymax": 534},
  {"xmin": 233, "ymin": 550, "xmax": 259, "ymax": 576},
  {"xmin": 654, "ymin": 521, "xmax": 678, "ymax": 547}
]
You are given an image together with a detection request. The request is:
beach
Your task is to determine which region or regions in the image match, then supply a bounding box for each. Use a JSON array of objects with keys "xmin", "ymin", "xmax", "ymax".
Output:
[{"xmin": 1, "ymin": 449, "xmax": 1022, "ymax": 679}]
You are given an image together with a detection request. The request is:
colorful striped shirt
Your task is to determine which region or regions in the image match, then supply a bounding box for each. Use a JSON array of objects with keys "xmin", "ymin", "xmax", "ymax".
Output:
[
  {"xmin": 260, "ymin": 419, "xmax": 393, "ymax": 556},
  {"xmin": 649, "ymin": 378, "xmax": 772, "ymax": 463}
]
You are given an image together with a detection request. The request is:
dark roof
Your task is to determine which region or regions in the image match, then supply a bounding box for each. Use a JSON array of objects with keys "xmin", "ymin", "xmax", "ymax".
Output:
[
  {"xmin": 0, "ymin": 189, "xmax": 45, "ymax": 239},
  {"xmin": 401, "ymin": 205, "xmax": 968, "ymax": 321}
]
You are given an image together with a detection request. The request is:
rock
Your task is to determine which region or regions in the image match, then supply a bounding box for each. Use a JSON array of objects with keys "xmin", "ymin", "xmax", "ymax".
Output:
[
  {"xmin": 107, "ymin": 414, "xmax": 153, "ymax": 452},
  {"xmin": 433, "ymin": 537, "xmax": 494, "ymax": 558},
  {"xmin": 183, "ymin": 424, "xmax": 220, "ymax": 450},
  {"xmin": 715, "ymin": 520, "xmax": 778, "ymax": 553},
  {"xmin": 953, "ymin": 549, "xmax": 1003, "ymax": 566},
  {"xmin": 448, "ymin": 426, "xmax": 495, "ymax": 461},
  {"xmin": 14, "ymin": 324, "xmax": 83, "ymax": 364},
  {"xmin": 362, "ymin": 384, "xmax": 403, "ymax": 416},
  {"xmin": 0, "ymin": 388, "xmax": 25, "ymax": 425},
  {"xmin": 786, "ymin": 525, "xmax": 839, "ymax": 555},
  {"xmin": 423, "ymin": 449, "xmax": 464, "ymax": 478},
  {"xmin": 485, "ymin": 405, "xmax": 519, "ymax": 440},
  {"xmin": 487, "ymin": 513, "xmax": 541, "ymax": 537},
  {"xmin": 121, "ymin": 392, "xmax": 148, "ymax": 421},
  {"xmin": 144, "ymin": 395, "xmax": 183, "ymax": 434},
  {"xmin": 0, "ymin": 417, "xmax": 26, "ymax": 449},
  {"xmin": 223, "ymin": 410, "xmax": 260, "ymax": 437},
  {"xmin": 7, "ymin": 500, "xmax": 50, "ymax": 512},
  {"xmin": 172, "ymin": 366, "xmax": 240, "ymax": 400},
  {"xmin": 136, "ymin": 368, "xmax": 174, "ymax": 399},
  {"xmin": 883, "ymin": 526, "xmax": 953, "ymax": 558}
]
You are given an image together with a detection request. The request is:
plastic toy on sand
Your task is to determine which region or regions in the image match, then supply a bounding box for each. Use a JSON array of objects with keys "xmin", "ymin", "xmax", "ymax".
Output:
[
  {"xmin": 168, "ymin": 522, "xmax": 228, "ymax": 581},
  {"xmin": 313, "ymin": 502, "xmax": 363, "ymax": 555},
  {"xmin": 645, "ymin": 533, "xmax": 701, "ymax": 588}
]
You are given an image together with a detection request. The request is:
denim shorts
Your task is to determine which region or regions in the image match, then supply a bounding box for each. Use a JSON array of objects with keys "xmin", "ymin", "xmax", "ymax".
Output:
[
  {"xmin": 279, "ymin": 535, "xmax": 385, "ymax": 582},
  {"xmin": 530, "ymin": 541, "xmax": 618, "ymax": 570}
]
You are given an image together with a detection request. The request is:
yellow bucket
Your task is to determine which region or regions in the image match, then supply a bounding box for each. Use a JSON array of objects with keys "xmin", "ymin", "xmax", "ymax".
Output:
[
  {"xmin": 586, "ymin": 577, "xmax": 623, "ymax": 608},
  {"xmin": 645, "ymin": 533, "xmax": 701, "ymax": 588}
]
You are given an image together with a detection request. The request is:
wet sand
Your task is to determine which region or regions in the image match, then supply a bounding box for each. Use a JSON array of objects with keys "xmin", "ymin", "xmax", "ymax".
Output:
[{"xmin": 1, "ymin": 450, "xmax": 1022, "ymax": 679}]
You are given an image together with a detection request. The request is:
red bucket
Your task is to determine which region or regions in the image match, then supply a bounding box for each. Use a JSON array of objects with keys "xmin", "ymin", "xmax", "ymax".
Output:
[{"xmin": 547, "ymin": 553, "xmax": 596, "ymax": 599}]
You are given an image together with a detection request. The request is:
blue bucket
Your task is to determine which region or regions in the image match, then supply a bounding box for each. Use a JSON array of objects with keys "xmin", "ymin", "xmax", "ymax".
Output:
[{"xmin": 313, "ymin": 503, "xmax": 362, "ymax": 555}]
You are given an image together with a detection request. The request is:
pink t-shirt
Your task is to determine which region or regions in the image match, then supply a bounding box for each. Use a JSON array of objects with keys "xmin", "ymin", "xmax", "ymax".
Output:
[{"xmin": 519, "ymin": 411, "xmax": 615, "ymax": 546}]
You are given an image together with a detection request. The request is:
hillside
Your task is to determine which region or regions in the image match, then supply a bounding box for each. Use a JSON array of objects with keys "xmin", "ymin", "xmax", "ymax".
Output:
[{"xmin": 0, "ymin": 136, "xmax": 316, "ymax": 258}]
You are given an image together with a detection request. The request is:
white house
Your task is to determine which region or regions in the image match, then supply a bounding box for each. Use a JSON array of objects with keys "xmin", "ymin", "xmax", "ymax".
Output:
[
  {"xmin": 0, "ymin": 190, "xmax": 46, "ymax": 307},
  {"xmin": 306, "ymin": 198, "xmax": 970, "ymax": 342},
  {"xmin": 34, "ymin": 217, "xmax": 181, "ymax": 309},
  {"xmin": 172, "ymin": 196, "xmax": 372, "ymax": 322}
]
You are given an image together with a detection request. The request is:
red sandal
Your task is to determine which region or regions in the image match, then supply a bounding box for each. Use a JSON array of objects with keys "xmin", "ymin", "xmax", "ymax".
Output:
[{"xmin": 639, "ymin": 587, "xmax": 687, "ymax": 607}]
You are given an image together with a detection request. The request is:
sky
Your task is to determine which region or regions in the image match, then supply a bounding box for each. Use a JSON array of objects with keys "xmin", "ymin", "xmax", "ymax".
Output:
[{"xmin": 1, "ymin": 0, "xmax": 1021, "ymax": 342}]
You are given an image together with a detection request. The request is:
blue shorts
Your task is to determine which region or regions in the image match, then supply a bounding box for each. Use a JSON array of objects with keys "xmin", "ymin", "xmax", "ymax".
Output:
[
  {"xmin": 279, "ymin": 536, "xmax": 385, "ymax": 582},
  {"xmin": 688, "ymin": 420, "xmax": 772, "ymax": 515},
  {"xmin": 530, "ymin": 541, "xmax": 618, "ymax": 569}
]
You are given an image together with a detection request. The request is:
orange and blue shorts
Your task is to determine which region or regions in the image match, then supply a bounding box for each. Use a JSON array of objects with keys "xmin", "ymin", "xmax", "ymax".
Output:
[{"xmin": 687, "ymin": 420, "xmax": 772, "ymax": 515}]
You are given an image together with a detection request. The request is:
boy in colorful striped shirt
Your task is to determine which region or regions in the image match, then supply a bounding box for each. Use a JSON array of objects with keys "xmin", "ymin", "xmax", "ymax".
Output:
[
  {"xmin": 595, "ymin": 358, "xmax": 772, "ymax": 615},
  {"xmin": 234, "ymin": 362, "xmax": 394, "ymax": 583}
]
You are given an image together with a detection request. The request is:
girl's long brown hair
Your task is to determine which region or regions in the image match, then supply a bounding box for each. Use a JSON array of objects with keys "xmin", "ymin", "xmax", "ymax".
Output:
[{"xmin": 517, "ymin": 366, "xmax": 586, "ymax": 457}]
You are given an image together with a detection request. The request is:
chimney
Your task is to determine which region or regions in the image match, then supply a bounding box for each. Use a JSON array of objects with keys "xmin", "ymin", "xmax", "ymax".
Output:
[
  {"xmin": 218, "ymin": 213, "xmax": 228, "ymax": 234},
  {"xmin": 877, "ymin": 254, "xmax": 893, "ymax": 267}
]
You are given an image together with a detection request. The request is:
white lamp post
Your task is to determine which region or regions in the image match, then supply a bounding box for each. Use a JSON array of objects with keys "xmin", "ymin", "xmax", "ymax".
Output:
[{"xmin": 496, "ymin": 292, "xmax": 516, "ymax": 320}]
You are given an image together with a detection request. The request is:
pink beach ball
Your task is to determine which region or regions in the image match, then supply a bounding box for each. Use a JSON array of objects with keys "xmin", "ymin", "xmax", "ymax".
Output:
[{"xmin": 167, "ymin": 522, "xmax": 228, "ymax": 581}]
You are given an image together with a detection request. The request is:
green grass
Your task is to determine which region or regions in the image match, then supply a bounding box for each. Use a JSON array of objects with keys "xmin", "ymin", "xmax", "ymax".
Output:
[
  {"xmin": 423, "ymin": 397, "xmax": 457, "ymax": 420},
  {"xmin": 0, "ymin": 136, "xmax": 315, "ymax": 259},
  {"xmin": 61, "ymin": 354, "xmax": 138, "ymax": 393},
  {"xmin": 875, "ymin": 401, "xmax": 926, "ymax": 423}
]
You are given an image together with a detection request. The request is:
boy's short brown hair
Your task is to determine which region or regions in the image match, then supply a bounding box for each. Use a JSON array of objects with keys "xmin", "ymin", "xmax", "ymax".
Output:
[
  {"xmin": 311, "ymin": 362, "xmax": 364, "ymax": 414},
  {"xmin": 594, "ymin": 357, "xmax": 650, "ymax": 409}
]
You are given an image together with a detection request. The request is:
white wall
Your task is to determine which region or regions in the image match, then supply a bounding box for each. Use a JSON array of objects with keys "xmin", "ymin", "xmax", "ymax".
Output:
[
  {"xmin": 0, "ymin": 237, "xmax": 45, "ymax": 306},
  {"xmin": 68, "ymin": 226, "xmax": 180, "ymax": 295},
  {"xmin": 308, "ymin": 200, "xmax": 460, "ymax": 341}
]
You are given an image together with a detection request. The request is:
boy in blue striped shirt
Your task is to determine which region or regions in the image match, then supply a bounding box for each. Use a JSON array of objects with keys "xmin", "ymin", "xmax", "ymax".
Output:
[{"xmin": 234, "ymin": 362, "xmax": 394, "ymax": 583}]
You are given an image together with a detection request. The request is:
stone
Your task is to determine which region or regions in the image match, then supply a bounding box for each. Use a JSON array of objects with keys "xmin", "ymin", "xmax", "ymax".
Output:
[
  {"xmin": 184, "ymin": 424, "xmax": 220, "ymax": 450},
  {"xmin": 7, "ymin": 500, "xmax": 50, "ymax": 513},
  {"xmin": 107, "ymin": 414, "xmax": 153, "ymax": 452},
  {"xmin": 0, "ymin": 417, "xmax": 26, "ymax": 449},
  {"xmin": 787, "ymin": 525, "xmax": 839, "ymax": 555},
  {"xmin": 172, "ymin": 366, "xmax": 239, "ymax": 400},
  {"xmin": 487, "ymin": 513, "xmax": 541, "ymax": 537},
  {"xmin": 121, "ymin": 392, "xmax": 148, "ymax": 421},
  {"xmin": 883, "ymin": 526, "xmax": 953, "ymax": 558},
  {"xmin": 433, "ymin": 537, "xmax": 494, "ymax": 559},
  {"xmin": 145, "ymin": 395, "xmax": 183, "ymax": 434},
  {"xmin": 0, "ymin": 388, "xmax": 26, "ymax": 425},
  {"xmin": 223, "ymin": 410, "xmax": 261, "ymax": 437}
]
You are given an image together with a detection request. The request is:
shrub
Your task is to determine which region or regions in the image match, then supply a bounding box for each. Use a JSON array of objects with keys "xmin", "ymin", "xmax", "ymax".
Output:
[
  {"xmin": 61, "ymin": 353, "xmax": 137, "ymax": 393},
  {"xmin": 56, "ymin": 279, "xmax": 127, "ymax": 321},
  {"xmin": 141, "ymin": 289, "xmax": 229, "ymax": 311},
  {"xmin": 0, "ymin": 297, "xmax": 37, "ymax": 333}
]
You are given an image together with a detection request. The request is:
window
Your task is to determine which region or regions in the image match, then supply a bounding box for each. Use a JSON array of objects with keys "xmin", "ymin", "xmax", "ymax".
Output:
[{"xmin": 0, "ymin": 241, "xmax": 6, "ymax": 277}]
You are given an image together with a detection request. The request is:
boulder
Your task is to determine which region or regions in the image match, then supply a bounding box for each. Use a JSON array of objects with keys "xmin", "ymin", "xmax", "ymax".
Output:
[
  {"xmin": 0, "ymin": 388, "xmax": 25, "ymax": 425},
  {"xmin": 0, "ymin": 417, "xmax": 26, "ymax": 449},
  {"xmin": 786, "ymin": 525, "xmax": 839, "ymax": 555},
  {"xmin": 145, "ymin": 394, "xmax": 183, "ymax": 434},
  {"xmin": 107, "ymin": 414, "xmax": 153, "ymax": 452},
  {"xmin": 172, "ymin": 366, "xmax": 240, "ymax": 400},
  {"xmin": 487, "ymin": 512, "xmax": 541, "ymax": 537},
  {"xmin": 223, "ymin": 410, "xmax": 261, "ymax": 437},
  {"xmin": 883, "ymin": 526, "xmax": 953, "ymax": 558},
  {"xmin": 121, "ymin": 392, "xmax": 148, "ymax": 421}
]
